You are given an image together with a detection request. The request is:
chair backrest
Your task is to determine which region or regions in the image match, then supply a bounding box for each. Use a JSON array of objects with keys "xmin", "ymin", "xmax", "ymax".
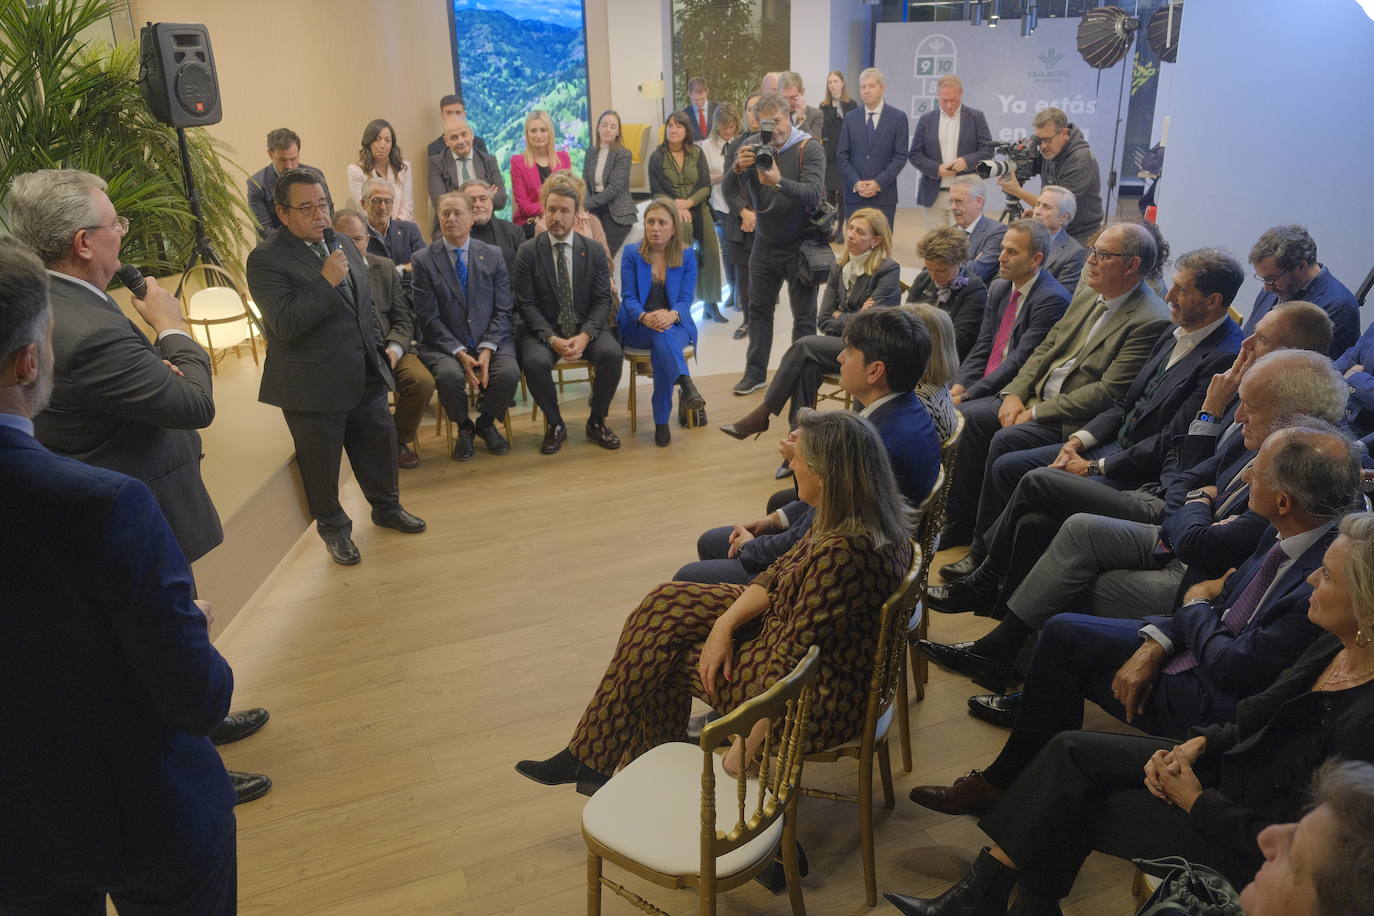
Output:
[
  {"xmin": 620, "ymin": 124, "xmax": 650, "ymax": 164},
  {"xmin": 698, "ymin": 646, "xmax": 820, "ymax": 869},
  {"xmin": 864, "ymin": 540, "xmax": 925, "ymax": 739}
]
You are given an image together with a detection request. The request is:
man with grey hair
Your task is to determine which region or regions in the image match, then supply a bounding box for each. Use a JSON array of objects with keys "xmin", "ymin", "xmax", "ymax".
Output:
[
  {"xmin": 1031, "ymin": 184, "xmax": 1086, "ymax": 290},
  {"xmin": 1243, "ymin": 224, "xmax": 1358, "ymax": 359},
  {"xmin": 947, "ymin": 174, "xmax": 1007, "ymax": 283},
  {"xmin": 777, "ymin": 70, "xmax": 822, "ymax": 140},
  {"xmin": 998, "ymin": 106, "xmax": 1103, "ymax": 245},
  {"xmin": 359, "ymin": 177, "xmax": 425, "ymax": 277},
  {"xmin": 907, "ymin": 73, "xmax": 994, "ymax": 237},
  {"xmin": 0, "ymin": 236, "xmax": 239, "ymax": 912},
  {"xmin": 759, "ymin": 71, "xmax": 780, "ymax": 96},
  {"xmin": 6, "ymin": 167, "xmax": 272, "ymax": 801},
  {"xmin": 835, "ymin": 66, "xmax": 909, "ymax": 229}
]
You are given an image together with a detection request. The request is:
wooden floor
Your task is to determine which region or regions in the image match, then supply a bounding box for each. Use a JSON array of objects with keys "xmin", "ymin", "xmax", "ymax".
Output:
[{"xmin": 212, "ymin": 369, "xmax": 1142, "ymax": 915}]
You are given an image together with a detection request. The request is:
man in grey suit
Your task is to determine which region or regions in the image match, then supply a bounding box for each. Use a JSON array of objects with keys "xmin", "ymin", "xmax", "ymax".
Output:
[
  {"xmin": 908, "ymin": 74, "xmax": 994, "ymax": 238},
  {"xmin": 1033, "ymin": 185, "xmax": 1087, "ymax": 292},
  {"xmin": 412, "ymin": 191, "xmax": 517, "ymax": 461},
  {"xmin": 247, "ymin": 169, "xmax": 426, "ymax": 566},
  {"xmin": 780, "ymin": 71, "xmax": 823, "ymax": 140},
  {"xmin": 7, "ymin": 168, "xmax": 271, "ymax": 803},
  {"xmin": 246, "ymin": 127, "xmax": 333, "ymax": 238},
  {"xmin": 949, "ymin": 175, "xmax": 1007, "ymax": 284},
  {"xmin": 428, "ymin": 119, "xmax": 507, "ymax": 232},
  {"xmin": 679, "ymin": 77, "xmax": 719, "ymax": 142}
]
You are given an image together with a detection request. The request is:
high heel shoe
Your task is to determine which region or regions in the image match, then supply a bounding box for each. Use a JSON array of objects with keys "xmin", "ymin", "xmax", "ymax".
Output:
[
  {"xmin": 515, "ymin": 748, "xmax": 611, "ymax": 796},
  {"xmin": 720, "ymin": 404, "xmax": 770, "ymax": 440}
]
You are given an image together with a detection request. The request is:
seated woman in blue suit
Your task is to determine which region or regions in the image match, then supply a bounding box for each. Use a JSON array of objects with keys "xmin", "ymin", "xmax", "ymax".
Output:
[{"xmin": 618, "ymin": 198, "xmax": 704, "ymax": 446}]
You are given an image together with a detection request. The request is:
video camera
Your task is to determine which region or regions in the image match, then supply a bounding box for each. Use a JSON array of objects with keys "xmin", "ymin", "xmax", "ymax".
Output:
[
  {"xmin": 748, "ymin": 119, "xmax": 778, "ymax": 170},
  {"xmin": 975, "ymin": 138, "xmax": 1041, "ymax": 219}
]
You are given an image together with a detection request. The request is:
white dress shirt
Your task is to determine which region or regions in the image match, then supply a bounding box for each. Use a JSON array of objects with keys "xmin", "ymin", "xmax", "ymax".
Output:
[{"xmin": 938, "ymin": 106, "xmax": 961, "ymax": 171}]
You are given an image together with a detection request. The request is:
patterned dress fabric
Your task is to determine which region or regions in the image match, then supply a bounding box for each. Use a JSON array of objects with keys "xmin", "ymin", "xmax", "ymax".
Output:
[{"xmin": 569, "ymin": 531, "xmax": 911, "ymax": 773}]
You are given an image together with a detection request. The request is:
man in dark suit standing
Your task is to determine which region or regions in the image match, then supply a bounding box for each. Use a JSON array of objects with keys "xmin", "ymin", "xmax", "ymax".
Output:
[
  {"xmin": 465, "ymin": 179, "xmax": 525, "ymax": 276},
  {"xmin": 247, "ymin": 127, "xmax": 333, "ymax": 238},
  {"xmin": 247, "ymin": 168, "xmax": 426, "ymax": 566},
  {"xmin": 360, "ymin": 178, "xmax": 425, "ymax": 281},
  {"xmin": 413, "ymin": 191, "xmax": 518, "ymax": 461},
  {"xmin": 1032, "ymin": 185, "xmax": 1087, "ymax": 291},
  {"xmin": 908, "ymin": 74, "xmax": 994, "ymax": 239},
  {"xmin": 427, "ymin": 119, "xmax": 508, "ymax": 233},
  {"xmin": 513, "ymin": 179, "xmax": 623, "ymax": 454},
  {"xmin": 426, "ymin": 94, "xmax": 489, "ymax": 160},
  {"xmin": 679, "ymin": 77, "xmax": 719, "ymax": 142},
  {"xmin": 0, "ymin": 237, "xmax": 238, "ymax": 913},
  {"xmin": 334, "ymin": 209, "xmax": 434, "ymax": 470},
  {"xmin": 7, "ymin": 168, "xmax": 270, "ymax": 803},
  {"xmin": 836, "ymin": 67, "xmax": 909, "ymax": 231}
]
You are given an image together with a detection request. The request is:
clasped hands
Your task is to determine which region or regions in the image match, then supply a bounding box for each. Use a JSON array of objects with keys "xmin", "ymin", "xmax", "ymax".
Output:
[
  {"xmin": 547, "ymin": 331, "xmax": 592, "ymax": 361},
  {"xmin": 456, "ymin": 348, "xmax": 491, "ymax": 390},
  {"xmin": 639, "ymin": 309, "xmax": 678, "ymax": 333},
  {"xmin": 997, "ymin": 394, "xmax": 1035, "ymax": 427},
  {"xmin": 1143, "ymin": 735, "xmax": 1206, "ymax": 812},
  {"xmin": 1047, "ymin": 436, "xmax": 1091, "ymax": 475}
]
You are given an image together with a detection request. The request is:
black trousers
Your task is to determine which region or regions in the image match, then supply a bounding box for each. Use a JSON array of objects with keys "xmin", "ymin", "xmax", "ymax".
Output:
[
  {"xmin": 762, "ymin": 334, "xmax": 843, "ymax": 423},
  {"xmin": 417, "ymin": 348, "xmax": 520, "ymax": 428},
  {"xmin": 946, "ymin": 396, "xmax": 1061, "ymax": 540},
  {"xmin": 726, "ymin": 233, "xmax": 754, "ymax": 323},
  {"xmin": 519, "ymin": 332, "xmax": 623, "ymax": 425},
  {"xmin": 981, "ymin": 730, "xmax": 1258, "ymax": 900},
  {"xmin": 743, "ymin": 239, "xmax": 818, "ymax": 383},
  {"xmin": 591, "ymin": 207, "xmax": 633, "ymax": 258},
  {"xmin": 282, "ymin": 376, "xmax": 401, "ymax": 539}
]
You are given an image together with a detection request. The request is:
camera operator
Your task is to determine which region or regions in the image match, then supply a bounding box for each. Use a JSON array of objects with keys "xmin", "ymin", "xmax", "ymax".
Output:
[
  {"xmin": 998, "ymin": 107, "xmax": 1102, "ymax": 246},
  {"xmin": 725, "ymin": 92, "xmax": 826, "ymax": 396}
]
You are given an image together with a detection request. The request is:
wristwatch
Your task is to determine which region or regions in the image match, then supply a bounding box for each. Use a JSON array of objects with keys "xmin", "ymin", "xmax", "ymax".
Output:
[
  {"xmin": 1196, "ymin": 410, "xmax": 1219, "ymax": 424},
  {"xmin": 1185, "ymin": 487, "xmax": 1214, "ymax": 503},
  {"xmin": 1086, "ymin": 459, "xmax": 1102, "ymax": 477}
]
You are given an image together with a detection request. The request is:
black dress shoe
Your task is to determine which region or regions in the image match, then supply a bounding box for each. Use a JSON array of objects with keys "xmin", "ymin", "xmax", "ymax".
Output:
[
  {"xmin": 883, "ymin": 848, "xmax": 1017, "ymax": 914},
  {"xmin": 732, "ymin": 324, "xmax": 748, "ymax": 340},
  {"xmin": 654, "ymin": 424, "xmax": 671, "ymax": 446},
  {"xmin": 585, "ymin": 418, "xmax": 621, "ymax": 450},
  {"xmin": 914, "ymin": 639, "xmax": 1013, "ymax": 694},
  {"xmin": 324, "ymin": 535, "xmax": 360, "ymax": 566},
  {"xmin": 515, "ymin": 748, "xmax": 610, "ymax": 796},
  {"xmin": 476, "ymin": 421, "xmax": 510, "ymax": 455},
  {"xmin": 452, "ymin": 425, "xmax": 476, "ymax": 461},
  {"xmin": 938, "ymin": 553, "xmax": 981, "ymax": 581},
  {"xmin": 968, "ymin": 692, "xmax": 1021, "ymax": 728},
  {"xmin": 210, "ymin": 708, "xmax": 270, "ymax": 745},
  {"xmin": 926, "ymin": 571, "xmax": 999, "ymax": 616},
  {"xmin": 907, "ymin": 772, "xmax": 1005, "ymax": 817},
  {"xmin": 229, "ymin": 770, "xmax": 273, "ymax": 805},
  {"xmin": 541, "ymin": 421, "xmax": 567, "ymax": 454},
  {"xmin": 372, "ymin": 508, "xmax": 426, "ymax": 534}
]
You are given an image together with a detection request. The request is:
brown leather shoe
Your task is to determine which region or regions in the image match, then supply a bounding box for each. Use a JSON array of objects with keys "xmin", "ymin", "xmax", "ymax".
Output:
[
  {"xmin": 398, "ymin": 444, "xmax": 420, "ymax": 469},
  {"xmin": 540, "ymin": 421, "xmax": 567, "ymax": 455},
  {"xmin": 908, "ymin": 769, "xmax": 1004, "ymax": 817}
]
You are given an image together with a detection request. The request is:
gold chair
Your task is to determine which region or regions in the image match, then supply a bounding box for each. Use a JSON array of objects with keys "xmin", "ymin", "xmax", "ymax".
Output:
[
  {"xmin": 815, "ymin": 374, "xmax": 852, "ymax": 411},
  {"xmin": 892, "ymin": 465, "xmax": 946, "ymax": 773},
  {"xmin": 527, "ymin": 358, "xmax": 595, "ymax": 424},
  {"xmin": 178, "ymin": 263, "xmax": 260, "ymax": 374},
  {"xmin": 621, "ymin": 344, "xmax": 698, "ymax": 432},
  {"xmin": 799, "ymin": 540, "xmax": 925, "ymax": 906},
  {"xmin": 581, "ymin": 646, "xmax": 821, "ymax": 915},
  {"xmin": 433, "ymin": 391, "xmax": 514, "ymax": 454}
]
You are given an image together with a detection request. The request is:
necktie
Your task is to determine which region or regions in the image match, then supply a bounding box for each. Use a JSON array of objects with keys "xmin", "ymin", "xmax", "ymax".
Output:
[
  {"xmin": 984, "ymin": 289, "xmax": 1022, "ymax": 374},
  {"xmin": 1116, "ymin": 348, "xmax": 1173, "ymax": 447},
  {"xmin": 698, "ymin": 106, "xmax": 708, "ymax": 139},
  {"xmin": 312, "ymin": 240, "xmax": 353, "ymax": 302},
  {"xmin": 460, "ymin": 157, "xmax": 471, "ymax": 182},
  {"xmin": 554, "ymin": 242, "xmax": 577, "ymax": 337},
  {"xmin": 866, "ymin": 112, "xmax": 876, "ymax": 143},
  {"xmin": 1164, "ymin": 541, "xmax": 1287, "ymax": 674},
  {"xmin": 454, "ymin": 247, "xmax": 468, "ymax": 294}
]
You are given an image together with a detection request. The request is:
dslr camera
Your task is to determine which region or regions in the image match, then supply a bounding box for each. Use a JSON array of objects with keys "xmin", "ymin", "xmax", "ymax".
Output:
[
  {"xmin": 975, "ymin": 138, "xmax": 1040, "ymax": 184},
  {"xmin": 748, "ymin": 118, "xmax": 777, "ymax": 170}
]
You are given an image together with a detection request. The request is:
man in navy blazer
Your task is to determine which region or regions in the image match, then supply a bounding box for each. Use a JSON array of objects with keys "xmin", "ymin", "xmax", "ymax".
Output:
[
  {"xmin": 835, "ymin": 67, "xmax": 909, "ymax": 230},
  {"xmin": 907, "ymin": 74, "xmax": 993, "ymax": 235},
  {"xmin": 679, "ymin": 76, "xmax": 719, "ymax": 142},
  {"xmin": 0, "ymin": 239, "xmax": 237, "ymax": 912},
  {"xmin": 1242, "ymin": 224, "xmax": 1359, "ymax": 359},
  {"xmin": 360, "ymin": 178, "xmax": 426, "ymax": 277},
  {"xmin": 247, "ymin": 127, "xmax": 333, "ymax": 238},
  {"xmin": 1033, "ymin": 185, "xmax": 1087, "ymax": 291},
  {"xmin": 413, "ymin": 191, "xmax": 518, "ymax": 461},
  {"xmin": 949, "ymin": 175, "xmax": 1007, "ymax": 283},
  {"xmin": 676, "ymin": 308, "xmax": 940, "ymax": 583}
]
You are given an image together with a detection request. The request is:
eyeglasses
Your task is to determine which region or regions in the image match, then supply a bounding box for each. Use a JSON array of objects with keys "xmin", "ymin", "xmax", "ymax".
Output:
[
  {"xmin": 1086, "ymin": 246, "xmax": 1129, "ymax": 261},
  {"xmin": 84, "ymin": 216, "xmax": 130, "ymax": 235},
  {"xmin": 365, "ymin": 198, "xmax": 394, "ymax": 206},
  {"xmin": 283, "ymin": 203, "xmax": 330, "ymax": 216},
  {"xmin": 1253, "ymin": 269, "xmax": 1289, "ymax": 289}
]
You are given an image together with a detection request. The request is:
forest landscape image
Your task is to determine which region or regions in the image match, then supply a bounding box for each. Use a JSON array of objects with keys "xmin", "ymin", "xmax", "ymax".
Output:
[{"xmin": 451, "ymin": 0, "xmax": 590, "ymax": 217}]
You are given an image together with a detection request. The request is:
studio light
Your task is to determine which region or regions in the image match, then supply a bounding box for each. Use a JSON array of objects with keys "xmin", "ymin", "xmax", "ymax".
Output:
[
  {"xmin": 989, "ymin": 0, "xmax": 1000, "ymax": 27},
  {"xmin": 1021, "ymin": 0, "xmax": 1038, "ymax": 35},
  {"xmin": 969, "ymin": 1, "xmax": 984, "ymax": 27}
]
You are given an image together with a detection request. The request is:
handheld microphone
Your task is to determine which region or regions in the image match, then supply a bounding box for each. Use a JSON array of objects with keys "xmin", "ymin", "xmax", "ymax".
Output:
[
  {"xmin": 115, "ymin": 264, "xmax": 147, "ymax": 299},
  {"xmin": 321, "ymin": 227, "xmax": 342, "ymax": 252}
]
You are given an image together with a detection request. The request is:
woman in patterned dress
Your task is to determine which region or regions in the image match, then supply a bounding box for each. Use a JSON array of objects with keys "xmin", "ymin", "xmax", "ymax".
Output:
[{"xmin": 516, "ymin": 408, "xmax": 915, "ymax": 793}]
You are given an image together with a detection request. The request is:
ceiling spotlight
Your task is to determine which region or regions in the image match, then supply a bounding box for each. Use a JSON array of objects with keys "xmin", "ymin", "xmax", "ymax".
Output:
[{"xmin": 989, "ymin": 0, "xmax": 1000, "ymax": 27}]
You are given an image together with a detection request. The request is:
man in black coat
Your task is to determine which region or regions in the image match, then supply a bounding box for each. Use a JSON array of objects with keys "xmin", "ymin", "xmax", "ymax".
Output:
[
  {"xmin": 247, "ymin": 169, "xmax": 426, "ymax": 566},
  {"xmin": 998, "ymin": 107, "xmax": 1103, "ymax": 245},
  {"xmin": 246, "ymin": 127, "xmax": 333, "ymax": 238},
  {"xmin": 427, "ymin": 118, "xmax": 508, "ymax": 235},
  {"xmin": 466, "ymin": 180, "xmax": 525, "ymax": 276}
]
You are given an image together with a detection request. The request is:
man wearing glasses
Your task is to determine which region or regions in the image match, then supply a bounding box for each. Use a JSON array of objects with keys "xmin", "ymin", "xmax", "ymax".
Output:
[
  {"xmin": 997, "ymin": 106, "xmax": 1103, "ymax": 246},
  {"xmin": 360, "ymin": 178, "xmax": 426, "ymax": 280},
  {"xmin": 1243, "ymin": 224, "xmax": 1359, "ymax": 359},
  {"xmin": 247, "ymin": 168, "xmax": 426, "ymax": 566},
  {"xmin": 6, "ymin": 168, "xmax": 273, "ymax": 805}
]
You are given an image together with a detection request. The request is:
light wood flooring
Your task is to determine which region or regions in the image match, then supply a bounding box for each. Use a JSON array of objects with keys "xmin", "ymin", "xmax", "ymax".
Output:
[{"xmin": 211, "ymin": 369, "xmax": 1142, "ymax": 915}]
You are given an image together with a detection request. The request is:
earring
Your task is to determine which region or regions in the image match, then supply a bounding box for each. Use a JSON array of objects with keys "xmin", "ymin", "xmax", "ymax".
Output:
[{"xmin": 1358, "ymin": 627, "xmax": 1370, "ymax": 649}]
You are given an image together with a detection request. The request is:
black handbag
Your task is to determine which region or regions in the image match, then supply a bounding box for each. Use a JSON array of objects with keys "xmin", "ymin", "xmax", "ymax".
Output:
[
  {"xmin": 796, "ymin": 239, "xmax": 836, "ymax": 287},
  {"xmin": 1133, "ymin": 857, "xmax": 1245, "ymax": 916}
]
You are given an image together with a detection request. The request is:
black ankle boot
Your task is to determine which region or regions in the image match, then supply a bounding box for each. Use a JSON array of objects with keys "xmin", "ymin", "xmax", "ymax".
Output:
[
  {"xmin": 677, "ymin": 375, "xmax": 705, "ymax": 411},
  {"xmin": 515, "ymin": 748, "xmax": 610, "ymax": 795},
  {"xmin": 883, "ymin": 848, "xmax": 1018, "ymax": 915}
]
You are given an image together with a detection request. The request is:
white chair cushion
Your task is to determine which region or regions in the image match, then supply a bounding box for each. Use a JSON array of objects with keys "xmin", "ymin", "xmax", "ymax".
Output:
[
  {"xmin": 582, "ymin": 742, "xmax": 784, "ymax": 879},
  {"xmin": 817, "ymin": 704, "xmax": 893, "ymax": 755}
]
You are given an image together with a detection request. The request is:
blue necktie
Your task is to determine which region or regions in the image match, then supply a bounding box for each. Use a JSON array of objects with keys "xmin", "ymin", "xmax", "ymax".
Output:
[
  {"xmin": 454, "ymin": 247, "xmax": 468, "ymax": 294},
  {"xmin": 866, "ymin": 112, "xmax": 877, "ymax": 143}
]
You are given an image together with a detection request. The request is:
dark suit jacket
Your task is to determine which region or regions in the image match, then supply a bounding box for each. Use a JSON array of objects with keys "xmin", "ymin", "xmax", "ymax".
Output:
[
  {"xmin": 34, "ymin": 274, "xmax": 222, "ymax": 564},
  {"xmin": 836, "ymin": 103, "xmax": 910, "ymax": 209},
  {"xmin": 1080, "ymin": 318, "xmax": 1245, "ymax": 486},
  {"xmin": 582, "ymin": 145, "xmax": 637, "ymax": 227},
  {"xmin": 1144, "ymin": 522, "xmax": 1335, "ymax": 721},
  {"xmin": 363, "ymin": 253, "xmax": 415, "ymax": 354},
  {"xmin": 365, "ymin": 218, "xmax": 426, "ymax": 269},
  {"xmin": 0, "ymin": 425, "xmax": 234, "ymax": 888},
  {"xmin": 720, "ymin": 135, "xmax": 756, "ymax": 246},
  {"xmin": 1159, "ymin": 432, "xmax": 1266, "ymax": 580},
  {"xmin": 512, "ymin": 231, "xmax": 614, "ymax": 343},
  {"xmin": 1005, "ymin": 280, "xmax": 1173, "ymax": 436},
  {"xmin": 794, "ymin": 105, "xmax": 823, "ymax": 141},
  {"xmin": 412, "ymin": 236, "xmax": 515, "ymax": 358},
  {"xmin": 908, "ymin": 105, "xmax": 995, "ymax": 207},
  {"xmin": 247, "ymin": 162, "xmax": 332, "ymax": 237},
  {"xmin": 427, "ymin": 146, "xmax": 508, "ymax": 214},
  {"xmin": 1043, "ymin": 229, "xmax": 1087, "ymax": 292},
  {"xmin": 679, "ymin": 101, "xmax": 720, "ymax": 141},
  {"xmin": 1243, "ymin": 265, "xmax": 1360, "ymax": 359},
  {"xmin": 964, "ymin": 215, "xmax": 1008, "ymax": 284},
  {"xmin": 247, "ymin": 227, "xmax": 395, "ymax": 412},
  {"xmin": 818, "ymin": 258, "xmax": 902, "ymax": 336},
  {"xmin": 958, "ymin": 270, "xmax": 1070, "ymax": 399},
  {"xmin": 905, "ymin": 268, "xmax": 989, "ymax": 360},
  {"xmin": 471, "ymin": 217, "xmax": 526, "ymax": 276}
]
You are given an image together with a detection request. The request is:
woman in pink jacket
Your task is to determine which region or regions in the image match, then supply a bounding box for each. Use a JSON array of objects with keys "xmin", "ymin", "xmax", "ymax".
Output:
[{"xmin": 509, "ymin": 109, "xmax": 570, "ymax": 236}]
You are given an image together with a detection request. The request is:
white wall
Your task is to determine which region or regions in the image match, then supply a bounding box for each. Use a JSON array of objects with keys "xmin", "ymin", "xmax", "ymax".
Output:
[
  {"xmin": 605, "ymin": 0, "xmax": 669, "ymax": 129},
  {"xmin": 1155, "ymin": 0, "xmax": 1374, "ymax": 324},
  {"xmin": 793, "ymin": 0, "xmax": 875, "ymax": 108}
]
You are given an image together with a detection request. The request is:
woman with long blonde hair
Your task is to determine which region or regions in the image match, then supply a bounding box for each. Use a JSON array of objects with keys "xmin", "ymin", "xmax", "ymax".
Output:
[{"xmin": 509, "ymin": 109, "xmax": 571, "ymax": 235}]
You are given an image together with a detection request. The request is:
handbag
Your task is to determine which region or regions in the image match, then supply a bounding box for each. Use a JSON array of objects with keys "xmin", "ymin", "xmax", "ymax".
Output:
[
  {"xmin": 1133, "ymin": 857, "xmax": 1245, "ymax": 916},
  {"xmin": 796, "ymin": 239, "xmax": 836, "ymax": 287}
]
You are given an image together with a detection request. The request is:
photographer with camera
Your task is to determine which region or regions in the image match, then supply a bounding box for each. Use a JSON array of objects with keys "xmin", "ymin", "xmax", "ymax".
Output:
[
  {"xmin": 724, "ymin": 93, "xmax": 826, "ymax": 396},
  {"xmin": 997, "ymin": 107, "xmax": 1103, "ymax": 246}
]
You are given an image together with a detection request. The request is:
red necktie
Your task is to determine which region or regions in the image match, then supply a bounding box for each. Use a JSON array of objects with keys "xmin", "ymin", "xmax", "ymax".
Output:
[
  {"xmin": 984, "ymin": 289, "xmax": 1021, "ymax": 374},
  {"xmin": 698, "ymin": 107, "xmax": 708, "ymax": 138}
]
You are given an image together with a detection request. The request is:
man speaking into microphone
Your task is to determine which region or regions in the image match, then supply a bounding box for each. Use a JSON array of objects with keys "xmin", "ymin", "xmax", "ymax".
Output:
[{"xmin": 247, "ymin": 168, "xmax": 425, "ymax": 566}]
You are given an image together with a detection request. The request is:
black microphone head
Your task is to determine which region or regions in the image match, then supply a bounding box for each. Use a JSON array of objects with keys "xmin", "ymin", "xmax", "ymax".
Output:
[
  {"xmin": 321, "ymin": 227, "xmax": 339, "ymax": 250},
  {"xmin": 115, "ymin": 264, "xmax": 147, "ymax": 299}
]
